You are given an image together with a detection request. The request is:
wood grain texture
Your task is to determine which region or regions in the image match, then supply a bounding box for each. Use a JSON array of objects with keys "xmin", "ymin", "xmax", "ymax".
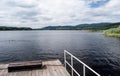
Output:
[{"xmin": 0, "ymin": 59, "xmax": 70, "ymax": 76}]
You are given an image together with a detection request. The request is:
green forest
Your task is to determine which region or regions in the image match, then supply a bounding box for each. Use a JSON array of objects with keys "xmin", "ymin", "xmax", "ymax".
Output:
[{"xmin": 0, "ymin": 26, "xmax": 32, "ymax": 30}]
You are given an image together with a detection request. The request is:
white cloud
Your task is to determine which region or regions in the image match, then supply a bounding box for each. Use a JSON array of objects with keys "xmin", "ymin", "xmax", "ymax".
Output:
[{"xmin": 0, "ymin": 0, "xmax": 120, "ymax": 28}]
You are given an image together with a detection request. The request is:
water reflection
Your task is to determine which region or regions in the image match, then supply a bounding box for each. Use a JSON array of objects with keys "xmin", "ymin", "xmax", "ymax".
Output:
[{"xmin": 0, "ymin": 30, "xmax": 120, "ymax": 76}]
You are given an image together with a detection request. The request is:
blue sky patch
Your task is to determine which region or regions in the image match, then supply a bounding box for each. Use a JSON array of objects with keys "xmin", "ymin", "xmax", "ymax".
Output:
[{"xmin": 88, "ymin": 0, "xmax": 110, "ymax": 8}]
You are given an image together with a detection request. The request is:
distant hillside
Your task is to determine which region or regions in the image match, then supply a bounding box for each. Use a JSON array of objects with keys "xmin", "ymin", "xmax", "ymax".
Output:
[
  {"xmin": 40, "ymin": 22, "xmax": 120, "ymax": 30},
  {"xmin": 1, "ymin": 22, "xmax": 120, "ymax": 31},
  {"xmin": 0, "ymin": 26, "xmax": 32, "ymax": 30}
]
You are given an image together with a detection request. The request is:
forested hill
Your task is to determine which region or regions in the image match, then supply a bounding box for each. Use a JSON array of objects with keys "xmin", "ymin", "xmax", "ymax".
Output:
[
  {"xmin": 0, "ymin": 26, "xmax": 32, "ymax": 30},
  {"xmin": 40, "ymin": 22, "xmax": 120, "ymax": 30},
  {"xmin": 1, "ymin": 22, "xmax": 120, "ymax": 31}
]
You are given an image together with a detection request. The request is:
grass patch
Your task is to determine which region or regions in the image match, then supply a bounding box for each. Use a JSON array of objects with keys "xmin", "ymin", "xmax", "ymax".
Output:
[{"xmin": 104, "ymin": 26, "xmax": 120, "ymax": 37}]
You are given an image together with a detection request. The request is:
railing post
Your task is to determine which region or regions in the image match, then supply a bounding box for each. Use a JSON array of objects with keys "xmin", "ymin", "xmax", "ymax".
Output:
[
  {"xmin": 64, "ymin": 50, "xmax": 100, "ymax": 76},
  {"xmin": 64, "ymin": 50, "xmax": 66, "ymax": 69},
  {"xmin": 83, "ymin": 65, "xmax": 85, "ymax": 76},
  {"xmin": 71, "ymin": 56, "xmax": 73, "ymax": 76}
]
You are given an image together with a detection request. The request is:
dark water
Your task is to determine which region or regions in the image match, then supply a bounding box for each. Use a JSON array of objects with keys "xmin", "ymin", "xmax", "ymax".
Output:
[{"xmin": 0, "ymin": 30, "xmax": 120, "ymax": 76}]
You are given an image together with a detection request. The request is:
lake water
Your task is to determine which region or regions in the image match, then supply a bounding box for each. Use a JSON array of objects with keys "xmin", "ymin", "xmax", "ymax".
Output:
[{"xmin": 0, "ymin": 30, "xmax": 120, "ymax": 76}]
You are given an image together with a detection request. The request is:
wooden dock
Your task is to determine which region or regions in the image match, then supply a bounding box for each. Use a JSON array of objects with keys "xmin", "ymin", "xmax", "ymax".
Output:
[{"xmin": 0, "ymin": 59, "xmax": 70, "ymax": 76}]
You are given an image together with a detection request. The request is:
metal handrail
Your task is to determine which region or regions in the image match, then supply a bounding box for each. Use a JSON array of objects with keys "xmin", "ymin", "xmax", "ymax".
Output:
[{"xmin": 64, "ymin": 50, "xmax": 100, "ymax": 76}]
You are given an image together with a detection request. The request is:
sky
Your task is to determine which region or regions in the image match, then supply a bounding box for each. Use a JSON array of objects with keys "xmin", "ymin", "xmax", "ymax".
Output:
[{"xmin": 0, "ymin": 0, "xmax": 120, "ymax": 28}]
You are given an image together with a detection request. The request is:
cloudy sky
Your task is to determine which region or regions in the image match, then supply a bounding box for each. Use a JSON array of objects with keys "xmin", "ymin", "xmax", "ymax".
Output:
[{"xmin": 0, "ymin": 0, "xmax": 120, "ymax": 28}]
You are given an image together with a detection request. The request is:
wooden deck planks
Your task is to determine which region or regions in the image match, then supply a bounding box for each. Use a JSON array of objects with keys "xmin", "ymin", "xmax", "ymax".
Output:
[
  {"xmin": 0, "ymin": 59, "xmax": 70, "ymax": 76},
  {"xmin": 0, "ymin": 69, "xmax": 8, "ymax": 76},
  {"xmin": 0, "ymin": 64, "xmax": 8, "ymax": 76}
]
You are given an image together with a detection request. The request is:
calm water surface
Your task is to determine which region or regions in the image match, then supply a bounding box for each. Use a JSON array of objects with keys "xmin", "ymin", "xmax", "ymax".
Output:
[{"xmin": 0, "ymin": 30, "xmax": 120, "ymax": 76}]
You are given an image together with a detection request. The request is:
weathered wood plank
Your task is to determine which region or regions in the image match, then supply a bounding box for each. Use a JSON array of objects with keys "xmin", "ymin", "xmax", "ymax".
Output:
[
  {"xmin": 0, "ymin": 59, "xmax": 70, "ymax": 76},
  {"xmin": 38, "ymin": 69, "xmax": 43, "ymax": 76},
  {"xmin": 0, "ymin": 69, "xmax": 8, "ymax": 76},
  {"xmin": 47, "ymin": 61, "xmax": 60, "ymax": 76},
  {"xmin": 8, "ymin": 60, "xmax": 42, "ymax": 72},
  {"xmin": 0, "ymin": 64, "xmax": 9, "ymax": 69}
]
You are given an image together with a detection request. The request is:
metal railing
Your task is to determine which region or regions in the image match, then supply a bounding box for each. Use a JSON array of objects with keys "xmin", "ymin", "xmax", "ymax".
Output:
[{"xmin": 64, "ymin": 50, "xmax": 100, "ymax": 76}]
